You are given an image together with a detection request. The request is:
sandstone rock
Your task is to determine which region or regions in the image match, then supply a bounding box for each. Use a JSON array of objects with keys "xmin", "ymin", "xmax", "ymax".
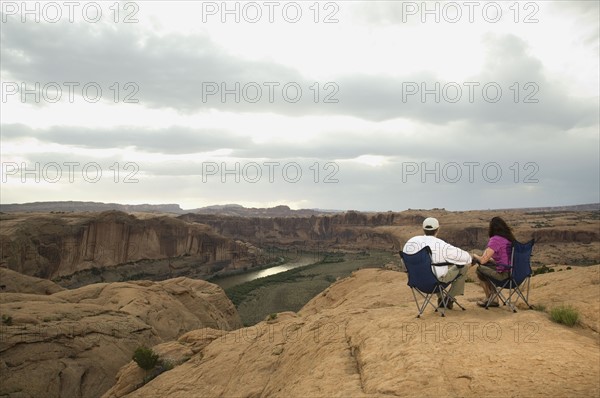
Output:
[
  {"xmin": 102, "ymin": 328, "xmax": 228, "ymax": 398},
  {"xmin": 1, "ymin": 210, "xmax": 598, "ymax": 283},
  {"xmin": 181, "ymin": 210, "xmax": 600, "ymax": 267},
  {"xmin": 179, "ymin": 212, "xmax": 399, "ymax": 250},
  {"xmin": 0, "ymin": 275, "xmax": 241, "ymax": 398},
  {"xmin": 0, "ymin": 267, "xmax": 65, "ymax": 294},
  {"xmin": 0, "ymin": 211, "xmax": 258, "ymax": 280},
  {"xmin": 121, "ymin": 266, "xmax": 600, "ymax": 398}
]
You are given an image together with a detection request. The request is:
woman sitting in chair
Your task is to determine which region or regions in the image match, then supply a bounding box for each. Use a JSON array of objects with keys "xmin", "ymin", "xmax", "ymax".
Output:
[{"xmin": 472, "ymin": 217, "xmax": 516, "ymax": 307}]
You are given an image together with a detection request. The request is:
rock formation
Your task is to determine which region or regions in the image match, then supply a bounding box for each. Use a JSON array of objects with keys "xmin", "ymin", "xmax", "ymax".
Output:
[
  {"xmin": 0, "ymin": 201, "xmax": 183, "ymax": 213},
  {"xmin": 114, "ymin": 265, "xmax": 599, "ymax": 398},
  {"xmin": 179, "ymin": 211, "xmax": 403, "ymax": 249},
  {"xmin": 2, "ymin": 209, "xmax": 598, "ymax": 284},
  {"xmin": 0, "ymin": 267, "xmax": 65, "ymax": 294},
  {"xmin": 102, "ymin": 328, "xmax": 228, "ymax": 398},
  {"xmin": 181, "ymin": 209, "xmax": 600, "ymax": 266},
  {"xmin": 0, "ymin": 211, "xmax": 260, "ymax": 280},
  {"xmin": 0, "ymin": 272, "xmax": 241, "ymax": 398}
]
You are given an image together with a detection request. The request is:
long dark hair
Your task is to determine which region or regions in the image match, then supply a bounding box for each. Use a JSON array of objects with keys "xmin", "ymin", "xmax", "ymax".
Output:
[{"xmin": 488, "ymin": 216, "xmax": 516, "ymax": 242}]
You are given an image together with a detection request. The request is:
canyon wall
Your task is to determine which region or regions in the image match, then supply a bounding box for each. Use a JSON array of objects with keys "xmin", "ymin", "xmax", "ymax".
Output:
[
  {"xmin": 0, "ymin": 211, "xmax": 258, "ymax": 280},
  {"xmin": 178, "ymin": 211, "xmax": 417, "ymax": 250},
  {"xmin": 1, "ymin": 209, "xmax": 597, "ymax": 282}
]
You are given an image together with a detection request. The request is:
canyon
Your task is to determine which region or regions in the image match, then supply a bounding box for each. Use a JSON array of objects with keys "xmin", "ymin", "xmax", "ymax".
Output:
[
  {"xmin": 0, "ymin": 204, "xmax": 598, "ymax": 397},
  {"xmin": 2, "ymin": 207, "xmax": 597, "ymax": 287}
]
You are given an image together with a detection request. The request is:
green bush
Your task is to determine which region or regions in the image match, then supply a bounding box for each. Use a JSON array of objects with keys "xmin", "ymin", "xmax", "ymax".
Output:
[
  {"xmin": 550, "ymin": 305, "xmax": 579, "ymax": 327},
  {"xmin": 1, "ymin": 314, "xmax": 13, "ymax": 326},
  {"xmin": 532, "ymin": 264, "xmax": 555, "ymax": 276},
  {"xmin": 132, "ymin": 346, "xmax": 159, "ymax": 371}
]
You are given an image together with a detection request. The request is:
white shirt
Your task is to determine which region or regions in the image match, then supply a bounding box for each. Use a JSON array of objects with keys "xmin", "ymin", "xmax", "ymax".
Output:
[{"xmin": 402, "ymin": 235, "xmax": 472, "ymax": 278}]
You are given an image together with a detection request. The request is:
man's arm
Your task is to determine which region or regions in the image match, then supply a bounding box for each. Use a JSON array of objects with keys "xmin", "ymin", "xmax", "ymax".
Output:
[{"xmin": 440, "ymin": 242, "xmax": 472, "ymax": 265}]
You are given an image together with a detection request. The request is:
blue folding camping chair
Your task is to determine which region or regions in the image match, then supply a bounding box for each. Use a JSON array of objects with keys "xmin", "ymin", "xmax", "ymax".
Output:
[
  {"xmin": 480, "ymin": 239, "xmax": 535, "ymax": 312},
  {"xmin": 401, "ymin": 246, "xmax": 465, "ymax": 317}
]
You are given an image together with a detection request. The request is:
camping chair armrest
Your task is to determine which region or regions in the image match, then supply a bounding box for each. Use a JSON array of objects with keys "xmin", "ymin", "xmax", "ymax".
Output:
[
  {"xmin": 497, "ymin": 263, "xmax": 512, "ymax": 272},
  {"xmin": 433, "ymin": 262, "xmax": 466, "ymax": 269}
]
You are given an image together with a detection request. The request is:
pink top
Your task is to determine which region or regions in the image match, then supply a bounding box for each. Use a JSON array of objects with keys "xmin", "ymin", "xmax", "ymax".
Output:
[{"xmin": 487, "ymin": 235, "xmax": 512, "ymax": 272}]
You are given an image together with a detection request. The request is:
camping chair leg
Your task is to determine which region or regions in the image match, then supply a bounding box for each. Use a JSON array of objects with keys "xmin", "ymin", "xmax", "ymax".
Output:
[
  {"xmin": 508, "ymin": 283, "xmax": 533, "ymax": 311},
  {"xmin": 488, "ymin": 290, "xmax": 511, "ymax": 310},
  {"xmin": 421, "ymin": 294, "xmax": 435, "ymax": 317},
  {"xmin": 524, "ymin": 277, "xmax": 533, "ymax": 309},
  {"xmin": 483, "ymin": 277, "xmax": 509, "ymax": 310},
  {"xmin": 445, "ymin": 293, "xmax": 465, "ymax": 311},
  {"xmin": 411, "ymin": 289, "xmax": 426, "ymax": 318},
  {"xmin": 437, "ymin": 287, "xmax": 447, "ymax": 317},
  {"xmin": 506, "ymin": 287, "xmax": 518, "ymax": 313},
  {"xmin": 411, "ymin": 288, "xmax": 439, "ymax": 318},
  {"xmin": 497, "ymin": 282, "xmax": 517, "ymax": 312}
]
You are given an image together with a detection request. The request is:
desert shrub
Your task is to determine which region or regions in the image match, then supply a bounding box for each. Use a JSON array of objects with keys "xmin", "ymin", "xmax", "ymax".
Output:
[
  {"xmin": 2, "ymin": 314, "xmax": 13, "ymax": 326},
  {"xmin": 465, "ymin": 277, "xmax": 475, "ymax": 283},
  {"xmin": 532, "ymin": 264, "xmax": 554, "ymax": 276},
  {"xmin": 268, "ymin": 313, "xmax": 278, "ymax": 321},
  {"xmin": 133, "ymin": 346, "xmax": 159, "ymax": 371},
  {"xmin": 550, "ymin": 305, "xmax": 579, "ymax": 327},
  {"xmin": 321, "ymin": 253, "xmax": 345, "ymax": 263}
]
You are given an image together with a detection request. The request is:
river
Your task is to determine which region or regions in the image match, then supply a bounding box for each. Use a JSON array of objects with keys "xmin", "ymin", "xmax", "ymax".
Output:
[{"xmin": 211, "ymin": 254, "xmax": 319, "ymax": 290}]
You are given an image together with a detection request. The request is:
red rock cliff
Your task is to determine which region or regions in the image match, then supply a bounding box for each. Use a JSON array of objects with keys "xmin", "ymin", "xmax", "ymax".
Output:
[{"xmin": 0, "ymin": 211, "xmax": 255, "ymax": 279}]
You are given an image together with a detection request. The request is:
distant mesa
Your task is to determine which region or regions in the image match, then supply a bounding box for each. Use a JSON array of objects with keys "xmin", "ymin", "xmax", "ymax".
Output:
[
  {"xmin": 1, "ymin": 200, "xmax": 598, "ymax": 216},
  {"xmin": 0, "ymin": 201, "xmax": 343, "ymax": 217},
  {"xmin": 0, "ymin": 201, "xmax": 183, "ymax": 214}
]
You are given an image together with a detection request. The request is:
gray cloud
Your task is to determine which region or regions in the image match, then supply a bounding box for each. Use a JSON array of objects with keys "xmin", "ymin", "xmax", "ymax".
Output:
[
  {"xmin": 1, "ymin": 124, "xmax": 246, "ymax": 154},
  {"xmin": 1, "ymin": 3, "xmax": 598, "ymax": 211},
  {"xmin": 1, "ymin": 20, "xmax": 596, "ymax": 128}
]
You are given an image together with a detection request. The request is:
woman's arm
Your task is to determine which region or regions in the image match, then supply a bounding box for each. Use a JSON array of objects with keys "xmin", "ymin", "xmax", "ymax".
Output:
[{"xmin": 474, "ymin": 248, "xmax": 495, "ymax": 264}]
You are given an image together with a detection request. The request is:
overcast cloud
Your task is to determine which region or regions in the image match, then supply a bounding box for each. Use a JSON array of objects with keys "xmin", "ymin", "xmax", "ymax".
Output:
[{"xmin": 1, "ymin": 1, "xmax": 598, "ymax": 211}]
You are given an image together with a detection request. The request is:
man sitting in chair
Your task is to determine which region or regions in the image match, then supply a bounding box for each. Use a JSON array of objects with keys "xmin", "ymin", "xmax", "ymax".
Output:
[{"xmin": 403, "ymin": 217, "xmax": 472, "ymax": 309}]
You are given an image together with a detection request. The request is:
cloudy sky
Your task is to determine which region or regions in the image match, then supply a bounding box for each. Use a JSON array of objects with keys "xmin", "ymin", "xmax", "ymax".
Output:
[{"xmin": 1, "ymin": 1, "xmax": 598, "ymax": 211}]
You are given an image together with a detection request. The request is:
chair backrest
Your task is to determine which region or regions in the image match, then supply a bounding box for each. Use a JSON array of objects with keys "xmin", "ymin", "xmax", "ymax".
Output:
[
  {"xmin": 510, "ymin": 239, "xmax": 535, "ymax": 284},
  {"xmin": 400, "ymin": 246, "xmax": 439, "ymax": 293}
]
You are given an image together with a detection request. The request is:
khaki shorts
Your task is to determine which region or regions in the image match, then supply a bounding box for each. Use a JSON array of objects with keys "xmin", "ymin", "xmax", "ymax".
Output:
[{"xmin": 477, "ymin": 264, "xmax": 509, "ymax": 281}]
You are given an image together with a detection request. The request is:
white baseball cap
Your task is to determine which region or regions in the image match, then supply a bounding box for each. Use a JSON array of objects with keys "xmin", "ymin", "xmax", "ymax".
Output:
[{"xmin": 422, "ymin": 217, "xmax": 439, "ymax": 230}]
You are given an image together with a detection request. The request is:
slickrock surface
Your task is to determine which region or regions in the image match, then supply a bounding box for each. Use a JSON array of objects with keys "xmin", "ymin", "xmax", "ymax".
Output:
[
  {"xmin": 121, "ymin": 266, "xmax": 599, "ymax": 398},
  {"xmin": 0, "ymin": 275, "xmax": 241, "ymax": 398}
]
